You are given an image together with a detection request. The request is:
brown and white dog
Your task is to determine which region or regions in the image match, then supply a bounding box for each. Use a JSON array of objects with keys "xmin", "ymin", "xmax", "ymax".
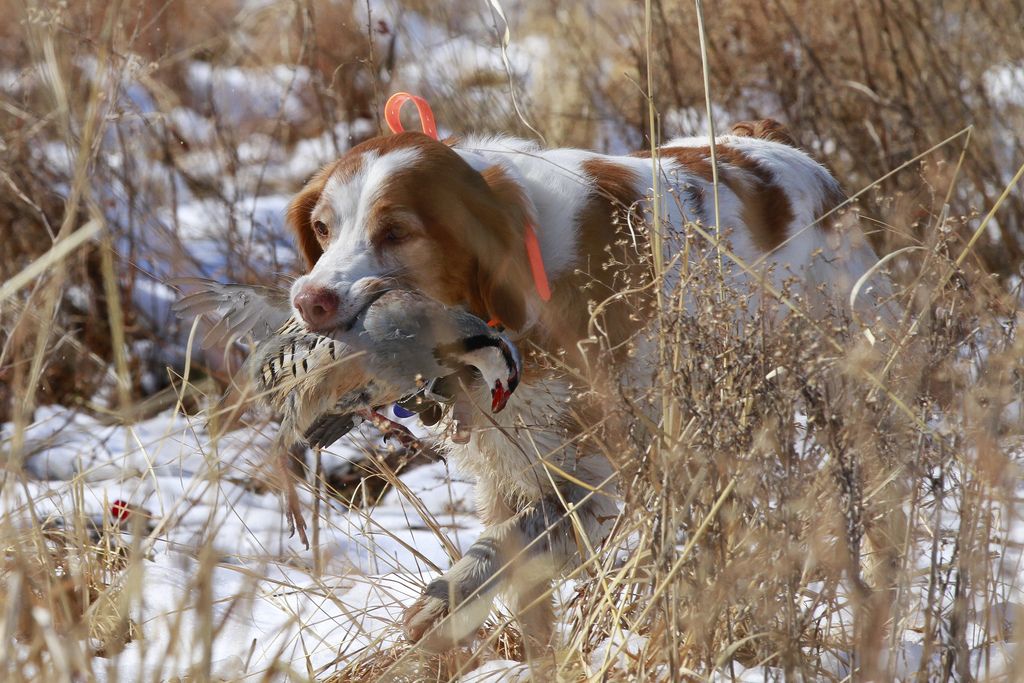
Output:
[{"xmin": 286, "ymin": 120, "xmax": 886, "ymax": 651}]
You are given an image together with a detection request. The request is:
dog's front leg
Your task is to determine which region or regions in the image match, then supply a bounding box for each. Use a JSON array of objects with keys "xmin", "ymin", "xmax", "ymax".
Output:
[
  {"xmin": 402, "ymin": 517, "xmax": 519, "ymax": 652},
  {"xmin": 402, "ymin": 489, "xmax": 596, "ymax": 653}
]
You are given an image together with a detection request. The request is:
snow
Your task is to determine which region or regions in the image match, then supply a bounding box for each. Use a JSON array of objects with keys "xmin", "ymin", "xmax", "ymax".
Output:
[
  {"xmin": 185, "ymin": 62, "xmax": 312, "ymax": 127},
  {"xmin": 89, "ymin": 554, "xmax": 420, "ymax": 680},
  {"xmin": 587, "ymin": 630, "xmax": 649, "ymax": 676},
  {"xmin": 985, "ymin": 62, "xmax": 1024, "ymax": 109},
  {"xmin": 461, "ymin": 659, "xmax": 531, "ymax": 682},
  {"xmin": 4, "ymin": 405, "xmax": 483, "ymax": 679}
]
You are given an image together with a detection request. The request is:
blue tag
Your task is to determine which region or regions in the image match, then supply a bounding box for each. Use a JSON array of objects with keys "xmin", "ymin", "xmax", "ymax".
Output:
[{"xmin": 393, "ymin": 404, "xmax": 415, "ymax": 418}]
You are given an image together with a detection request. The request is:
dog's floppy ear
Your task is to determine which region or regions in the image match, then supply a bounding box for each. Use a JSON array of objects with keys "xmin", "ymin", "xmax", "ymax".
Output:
[
  {"xmin": 475, "ymin": 257, "xmax": 529, "ymax": 331},
  {"xmin": 287, "ymin": 166, "xmax": 332, "ymax": 268},
  {"xmin": 466, "ymin": 165, "xmax": 537, "ymax": 331}
]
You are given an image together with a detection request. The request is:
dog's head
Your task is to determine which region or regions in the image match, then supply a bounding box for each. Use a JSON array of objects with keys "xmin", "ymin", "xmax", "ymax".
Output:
[{"xmin": 288, "ymin": 133, "xmax": 534, "ymax": 333}]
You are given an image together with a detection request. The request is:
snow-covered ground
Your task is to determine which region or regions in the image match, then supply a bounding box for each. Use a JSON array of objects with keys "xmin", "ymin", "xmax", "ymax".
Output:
[
  {"xmin": 9, "ymin": 401, "xmax": 1024, "ymax": 679},
  {"xmin": 5, "ymin": 405, "xmax": 489, "ymax": 679}
]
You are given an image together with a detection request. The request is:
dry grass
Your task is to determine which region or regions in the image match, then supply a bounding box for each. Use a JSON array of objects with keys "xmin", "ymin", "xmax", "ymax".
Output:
[{"xmin": 2, "ymin": 0, "xmax": 1024, "ymax": 680}]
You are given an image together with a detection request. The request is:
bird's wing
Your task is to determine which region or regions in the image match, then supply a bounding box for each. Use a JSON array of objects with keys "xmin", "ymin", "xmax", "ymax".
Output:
[
  {"xmin": 304, "ymin": 412, "xmax": 362, "ymax": 449},
  {"xmin": 250, "ymin": 331, "xmax": 350, "ymax": 395},
  {"xmin": 301, "ymin": 382, "xmax": 387, "ymax": 448},
  {"xmin": 171, "ymin": 277, "xmax": 293, "ymax": 349}
]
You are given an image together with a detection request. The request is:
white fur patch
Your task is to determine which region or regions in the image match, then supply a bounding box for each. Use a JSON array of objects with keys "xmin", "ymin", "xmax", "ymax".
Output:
[
  {"xmin": 322, "ymin": 147, "xmax": 423, "ymax": 255},
  {"xmin": 291, "ymin": 147, "xmax": 423, "ymax": 317}
]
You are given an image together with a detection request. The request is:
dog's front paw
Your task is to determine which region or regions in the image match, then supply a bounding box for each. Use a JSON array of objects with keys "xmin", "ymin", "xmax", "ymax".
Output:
[
  {"xmin": 402, "ymin": 578, "xmax": 492, "ymax": 652},
  {"xmin": 403, "ymin": 591, "xmax": 449, "ymax": 644}
]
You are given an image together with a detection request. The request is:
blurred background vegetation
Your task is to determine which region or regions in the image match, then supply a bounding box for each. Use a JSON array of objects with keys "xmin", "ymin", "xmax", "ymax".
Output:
[
  {"xmin": 1, "ymin": 2, "xmax": 1024, "ymax": 680},
  {"xmin": 2, "ymin": 0, "xmax": 1022, "ymax": 420}
]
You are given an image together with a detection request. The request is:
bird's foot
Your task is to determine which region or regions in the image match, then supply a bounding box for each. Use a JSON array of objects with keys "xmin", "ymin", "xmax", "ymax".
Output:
[
  {"xmin": 359, "ymin": 409, "xmax": 422, "ymax": 450},
  {"xmin": 448, "ymin": 398, "xmax": 475, "ymax": 444}
]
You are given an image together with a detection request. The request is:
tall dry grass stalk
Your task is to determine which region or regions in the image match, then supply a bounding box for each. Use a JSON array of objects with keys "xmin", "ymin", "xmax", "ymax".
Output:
[{"xmin": 1, "ymin": 0, "xmax": 1024, "ymax": 681}]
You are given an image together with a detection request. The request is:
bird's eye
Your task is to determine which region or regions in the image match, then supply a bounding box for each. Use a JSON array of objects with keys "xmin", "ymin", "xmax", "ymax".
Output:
[{"xmin": 312, "ymin": 220, "xmax": 329, "ymax": 239}]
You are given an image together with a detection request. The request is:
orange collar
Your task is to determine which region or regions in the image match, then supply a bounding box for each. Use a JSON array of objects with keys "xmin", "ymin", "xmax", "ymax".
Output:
[{"xmin": 384, "ymin": 92, "xmax": 552, "ymax": 316}]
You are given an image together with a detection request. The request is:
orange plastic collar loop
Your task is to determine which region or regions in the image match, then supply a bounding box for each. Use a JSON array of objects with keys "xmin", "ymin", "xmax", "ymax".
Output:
[
  {"xmin": 382, "ymin": 92, "xmax": 552, "ymax": 310},
  {"xmin": 384, "ymin": 92, "xmax": 438, "ymax": 140},
  {"xmin": 523, "ymin": 224, "xmax": 551, "ymax": 302}
]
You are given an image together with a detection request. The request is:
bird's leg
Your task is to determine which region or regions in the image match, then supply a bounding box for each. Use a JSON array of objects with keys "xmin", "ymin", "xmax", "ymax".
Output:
[
  {"xmin": 449, "ymin": 397, "xmax": 475, "ymax": 444},
  {"xmin": 358, "ymin": 409, "xmax": 423, "ymax": 450},
  {"xmin": 276, "ymin": 439, "xmax": 309, "ymax": 548}
]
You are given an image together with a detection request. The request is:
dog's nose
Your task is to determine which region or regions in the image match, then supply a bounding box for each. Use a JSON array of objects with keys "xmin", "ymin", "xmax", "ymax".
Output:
[{"xmin": 293, "ymin": 286, "xmax": 340, "ymax": 331}]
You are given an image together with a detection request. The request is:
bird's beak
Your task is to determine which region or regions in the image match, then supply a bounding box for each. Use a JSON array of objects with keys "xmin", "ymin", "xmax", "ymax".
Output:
[{"xmin": 491, "ymin": 380, "xmax": 512, "ymax": 413}]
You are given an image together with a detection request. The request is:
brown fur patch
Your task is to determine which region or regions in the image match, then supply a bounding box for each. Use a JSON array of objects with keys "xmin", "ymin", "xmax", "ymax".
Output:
[
  {"xmin": 581, "ymin": 159, "xmax": 644, "ymax": 214},
  {"xmin": 472, "ymin": 164, "xmax": 535, "ymax": 328},
  {"xmin": 374, "ymin": 141, "xmax": 533, "ymax": 330},
  {"xmin": 637, "ymin": 144, "xmax": 795, "ymax": 252},
  {"xmin": 633, "ymin": 146, "xmax": 714, "ymax": 182},
  {"xmin": 730, "ymin": 119, "xmax": 798, "ymax": 147},
  {"xmin": 287, "ymin": 163, "xmax": 337, "ymax": 266},
  {"xmin": 717, "ymin": 145, "xmax": 796, "ymax": 252},
  {"xmin": 529, "ymin": 158, "xmax": 648, "ymax": 367}
]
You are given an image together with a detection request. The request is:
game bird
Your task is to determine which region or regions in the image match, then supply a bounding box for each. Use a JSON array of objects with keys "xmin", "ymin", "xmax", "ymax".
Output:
[{"xmin": 172, "ymin": 279, "xmax": 522, "ymax": 449}]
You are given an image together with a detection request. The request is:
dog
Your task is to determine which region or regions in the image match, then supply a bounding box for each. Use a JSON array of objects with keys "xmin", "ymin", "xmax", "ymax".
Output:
[{"xmin": 284, "ymin": 119, "xmax": 888, "ymax": 652}]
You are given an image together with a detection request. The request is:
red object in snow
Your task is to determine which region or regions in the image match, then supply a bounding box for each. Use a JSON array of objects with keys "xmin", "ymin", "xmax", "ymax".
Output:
[{"xmin": 110, "ymin": 499, "xmax": 132, "ymax": 522}]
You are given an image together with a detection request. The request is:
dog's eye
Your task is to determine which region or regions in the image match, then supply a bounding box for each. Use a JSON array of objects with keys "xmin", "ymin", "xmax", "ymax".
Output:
[
  {"xmin": 380, "ymin": 221, "xmax": 407, "ymax": 245},
  {"xmin": 312, "ymin": 220, "xmax": 329, "ymax": 239}
]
